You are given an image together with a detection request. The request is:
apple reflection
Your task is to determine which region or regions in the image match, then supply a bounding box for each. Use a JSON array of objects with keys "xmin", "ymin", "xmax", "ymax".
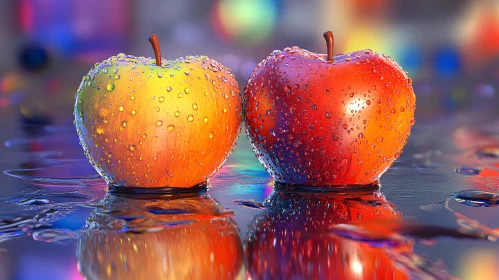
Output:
[
  {"xmin": 245, "ymin": 189, "xmax": 410, "ymax": 279},
  {"xmin": 76, "ymin": 193, "xmax": 243, "ymax": 280}
]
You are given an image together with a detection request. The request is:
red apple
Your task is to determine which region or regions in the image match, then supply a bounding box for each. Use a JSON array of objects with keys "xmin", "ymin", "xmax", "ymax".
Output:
[{"xmin": 244, "ymin": 31, "xmax": 415, "ymax": 187}]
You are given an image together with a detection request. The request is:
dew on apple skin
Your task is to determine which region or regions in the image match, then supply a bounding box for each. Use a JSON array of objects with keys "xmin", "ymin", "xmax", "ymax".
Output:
[
  {"xmin": 167, "ymin": 125, "xmax": 175, "ymax": 131},
  {"xmin": 184, "ymin": 88, "xmax": 190, "ymax": 94},
  {"xmin": 129, "ymin": 145, "xmax": 137, "ymax": 151},
  {"xmin": 209, "ymin": 131, "xmax": 215, "ymax": 139},
  {"xmin": 203, "ymin": 117, "xmax": 208, "ymax": 123},
  {"xmin": 155, "ymin": 107, "xmax": 160, "ymax": 112},
  {"xmin": 192, "ymin": 103, "xmax": 198, "ymax": 110},
  {"xmin": 158, "ymin": 96, "xmax": 165, "ymax": 103},
  {"xmin": 106, "ymin": 83, "xmax": 115, "ymax": 92},
  {"xmin": 178, "ymin": 93, "xmax": 183, "ymax": 98},
  {"xmin": 119, "ymin": 106, "xmax": 124, "ymax": 112},
  {"xmin": 156, "ymin": 120, "xmax": 163, "ymax": 126},
  {"xmin": 187, "ymin": 115, "xmax": 194, "ymax": 122},
  {"xmin": 166, "ymin": 86, "xmax": 172, "ymax": 92},
  {"xmin": 122, "ymin": 121, "xmax": 127, "ymax": 128}
]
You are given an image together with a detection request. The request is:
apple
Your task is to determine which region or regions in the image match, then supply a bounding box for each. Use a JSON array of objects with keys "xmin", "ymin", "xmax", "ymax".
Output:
[
  {"xmin": 244, "ymin": 31, "xmax": 415, "ymax": 187},
  {"xmin": 74, "ymin": 34, "xmax": 242, "ymax": 190},
  {"xmin": 245, "ymin": 190, "xmax": 410, "ymax": 279},
  {"xmin": 77, "ymin": 193, "xmax": 244, "ymax": 279}
]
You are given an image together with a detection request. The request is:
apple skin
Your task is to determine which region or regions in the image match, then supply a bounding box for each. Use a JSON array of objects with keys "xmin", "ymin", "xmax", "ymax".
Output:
[
  {"xmin": 77, "ymin": 193, "xmax": 243, "ymax": 279},
  {"xmin": 75, "ymin": 54, "xmax": 241, "ymax": 188},
  {"xmin": 245, "ymin": 190, "xmax": 410, "ymax": 279},
  {"xmin": 244, "ymin": 47, "xmax": 415, "ymax": 186}
]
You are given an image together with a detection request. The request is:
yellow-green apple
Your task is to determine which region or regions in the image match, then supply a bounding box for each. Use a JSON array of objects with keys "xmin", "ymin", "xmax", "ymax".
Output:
[{"xmin": 74, "ymin": 35, "xmax": 242, "ymax": 190}]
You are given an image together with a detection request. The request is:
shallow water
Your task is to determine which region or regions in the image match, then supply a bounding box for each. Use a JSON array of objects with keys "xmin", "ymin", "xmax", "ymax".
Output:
[{"xmin": 0, "ymin": 114, "xmax": 499, "ymax": 279}]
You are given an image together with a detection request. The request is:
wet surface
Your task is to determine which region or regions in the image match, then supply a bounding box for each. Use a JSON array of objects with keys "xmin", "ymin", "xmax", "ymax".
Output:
[{"xmin": 1, "ymin": 113, "xmax": 499, "ymax": 279}]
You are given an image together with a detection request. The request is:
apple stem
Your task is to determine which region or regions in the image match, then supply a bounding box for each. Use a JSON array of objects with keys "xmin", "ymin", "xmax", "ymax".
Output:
[
  {"xmin": 148, "ymin": 34, "xmax": 162, "ymax": 66},
  {"xmin": 323, "ymin": 31, "xmax": 334, "ymax": 62}
]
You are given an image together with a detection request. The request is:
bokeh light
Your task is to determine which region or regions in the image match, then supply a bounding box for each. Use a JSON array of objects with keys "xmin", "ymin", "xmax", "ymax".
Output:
[{"xmin": 211, "ymin": 0, "xmax": 280, "ymax": 45}]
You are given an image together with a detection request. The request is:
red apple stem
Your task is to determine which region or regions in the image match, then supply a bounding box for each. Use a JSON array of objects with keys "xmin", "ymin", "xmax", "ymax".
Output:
[
  {"xmin": 148, "ymin": 34, "xmax": 162, "ymax": 66},
  {"xmin": 323, "ymin": 31, "xmax": 334, "ymax": 62}
]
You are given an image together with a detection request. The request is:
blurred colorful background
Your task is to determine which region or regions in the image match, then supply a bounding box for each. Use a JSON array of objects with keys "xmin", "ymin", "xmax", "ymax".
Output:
[{"xmin": 1, "ymin": 0, "xmax": 499, "ymax": 121}]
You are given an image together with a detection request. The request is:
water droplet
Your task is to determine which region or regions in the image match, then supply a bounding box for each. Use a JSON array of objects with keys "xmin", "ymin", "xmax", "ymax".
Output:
[
  {"xmin": 167, "ymin": 86, "xmax": 172, "ymax": 92},
  {"xmin": 192, "ymin": 103, "xmax": 198, "ymax": 110},
  {"xmin": 157, "ymin": 73, "xmax": 163, "ymax": 78},
  {"xmin": 122, "ymin": 121, "xmax": 127, "ymax": 128},
  {"xmin": 187, "ymin": 115, "xmax": 194, "ymax": 122},
  {"xmin": 208, "ymin": 131, "xmax": 214, "ymax": 139},
  {"xmin": 372, "ymin": 68, "xmax": 377, "ymax": 74},
  {"xmin": 223, "ymin": 108, "xmax": 228, "ymax": 113},
  {"xmin": 106, "ymin": 83, "xmax": 115, "ymax": 92},
  {"xmin": 114, "ymin": 74, "xmax": 120, "ymax": 80},
  {"xmin": 358, "ymin": 133, "xmax": 364, "ymax": 138},
  {"xmin": 156, "ymin": 120, "xmax": 163, "ymax": 126},
  {"xmin": 159, "ymin": 96, "xmax": 165, "ymax": 103},
  {"xmin": 129, "ymin": 145, "xmax": 137, "ymax": 151},
  {"xmin": 325, "ymin": 111, "xmax": 332, "ymax": 118},
  {"xmin": 283, "ymin": 85, "xmax": 291, "ymax": 93},
  {"xmin": 178, "ymin": 93, "xmax": 183, "ymax": 98},
  {"xmin": 184, "ymin": 88, "xmax": 190, "ymax": 94},
  {"xmin": 454, "ymin": 190, "xmax": 499, "ymax": 207},
  {"xmin": 456, "ymin": 167, "xmax": 480, "ymax": 175},
  {"xmin": 203, "ymin": 117, "xmax": 208, "ymax": 123},
  {"xmin": 155, "ymin": 107, "xmax": 160, "ymax": 112},
  {"xmin": 366, "ymin": 100, "xmax": 371, "ymax": 105},
  {"xmin": 167, "ymin": 125, "xmax": 175, "ymax": 131}
]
